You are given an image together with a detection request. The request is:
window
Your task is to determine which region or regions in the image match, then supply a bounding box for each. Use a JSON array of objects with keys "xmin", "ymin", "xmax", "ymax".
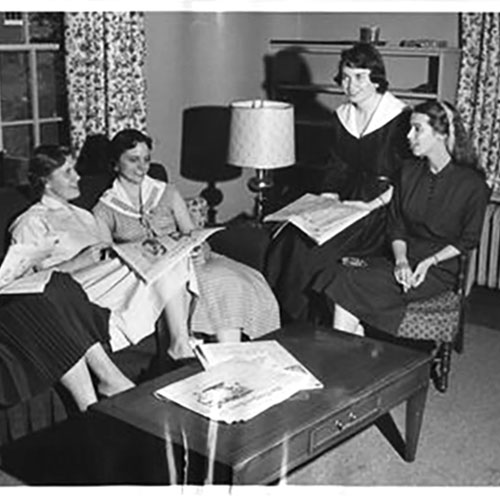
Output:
[{"xmin": 0, "ymin": 12, "xmax": 68, "ymax": 186}]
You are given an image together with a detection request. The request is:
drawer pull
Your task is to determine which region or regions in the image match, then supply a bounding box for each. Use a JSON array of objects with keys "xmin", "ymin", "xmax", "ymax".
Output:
[{"xmin": 309, "ymin": 407, "xmax": 380, "ymax": 455}]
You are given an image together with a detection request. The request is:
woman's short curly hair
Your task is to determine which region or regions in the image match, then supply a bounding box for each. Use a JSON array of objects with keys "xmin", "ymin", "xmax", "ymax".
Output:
[
  {"xmin": 29, "ymin": 144, "xmax": 73, "ymax": 198},
  {"xmin": 333, "ymin": 42, "xmax": 388, "ymax": 94},
  {"xmin": 109, "ymin": 129, "xmax": 153, "ymax": 168}
]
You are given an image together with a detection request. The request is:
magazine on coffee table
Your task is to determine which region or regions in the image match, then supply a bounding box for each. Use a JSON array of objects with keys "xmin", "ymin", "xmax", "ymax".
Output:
[
  {"xmin": 154, "ymin": 358, "xmax": 315, "ymax": 424},
  {"xmin": 264, "ymin": 193, "xmax": 371, "ymax": 245},
  {"xmin": 112, "ymin": 227, "xmax": 223, "ymax": 284},
  {"xmin": 192, "ymin": 339, "xmax": 323, "ymax": 390}
]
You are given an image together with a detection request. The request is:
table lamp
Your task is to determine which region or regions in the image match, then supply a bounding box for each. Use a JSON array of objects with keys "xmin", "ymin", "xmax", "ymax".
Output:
[{"xmin": 227, "ymin": 99, "xmax": 295, "ymax": 222}]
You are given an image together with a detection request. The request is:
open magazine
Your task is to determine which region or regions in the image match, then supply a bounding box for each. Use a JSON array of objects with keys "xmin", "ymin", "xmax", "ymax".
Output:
[
  {"xmin": 0, "ymin": 241, "xmax": 56, "ymax": 294},
  {"xmin": 112, "ymin": 227, "xmax": 224, "ymax": 284},
  {"xmin": 264, "ymin": 193, "xmax": 371, "ymax": 246},
  {"xmin": 154, "ymin": 340, "xmax": 323, "ymax": 423},
  {"xmin": 154, "ymin": 358, "xmax": 317, "ymax": 424},
  {"xmin": 192, "ymin": 339, "xmax": 323, "ymax": 391}
]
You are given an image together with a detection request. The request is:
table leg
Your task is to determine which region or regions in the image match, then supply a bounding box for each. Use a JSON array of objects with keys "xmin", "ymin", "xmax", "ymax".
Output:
[{"xmin": 404, "ymin": 384, "xmax": 429, "ymax": 462}]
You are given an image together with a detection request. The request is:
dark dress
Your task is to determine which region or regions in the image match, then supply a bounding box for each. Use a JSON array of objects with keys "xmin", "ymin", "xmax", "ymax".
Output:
[
  {"xmin": 323, "ymin": 159, "xmax": 489, "ymax": 335},
  {"xmin": 0, "ymin": 272, "xmax": 110, "ymax": 407},
  {"xmin": 265, "ymin": 98, "xmax": 411, "ymax": 323}
]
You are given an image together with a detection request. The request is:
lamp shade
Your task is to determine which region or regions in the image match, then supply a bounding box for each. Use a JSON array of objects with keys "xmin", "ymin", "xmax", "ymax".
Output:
[
  {"xmin": 227, "ymin": 100, "xmax": 295, "ymax": 169},
  {"xmin": 180, "ymin": 106, "xmax": 241, "ymax": 183}
]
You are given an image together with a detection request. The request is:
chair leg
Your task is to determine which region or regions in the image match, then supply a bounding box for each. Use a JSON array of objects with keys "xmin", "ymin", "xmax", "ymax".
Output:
[
  {"xmin": 454, "ymin": 316, "xmax": 465, "ymax": 354},
  {"xmin": 432, "ymin": 342, "xmax": 452, "ymax": 393}
]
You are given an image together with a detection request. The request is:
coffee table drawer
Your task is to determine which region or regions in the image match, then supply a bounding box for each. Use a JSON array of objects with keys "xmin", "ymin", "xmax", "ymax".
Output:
[{"xmin": 309, "ymin": 396, "xmax": 380, "ymax": 455}]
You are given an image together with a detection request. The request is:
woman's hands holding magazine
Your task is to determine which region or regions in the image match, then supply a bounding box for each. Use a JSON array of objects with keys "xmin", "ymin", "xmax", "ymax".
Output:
[
  {"xmin": 343, "ymin": 186, "xmax": 395, "ymax": 212},
  {"xmin": 190, "ymin": 241, "xmax": 211, "ymax": 266},
  {"xmin": 59, "ymin": 243, "xmax": 113, "ymax": 273}
]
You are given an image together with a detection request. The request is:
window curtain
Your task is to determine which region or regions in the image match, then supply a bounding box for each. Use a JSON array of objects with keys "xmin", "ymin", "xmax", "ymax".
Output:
[
  {"xmin": 456, "ymin": 13, "xmax": 500, "ymax": 192},
  {"xmin": 64, "ymin": 12, "xmax": 147, "ymax": 153}
]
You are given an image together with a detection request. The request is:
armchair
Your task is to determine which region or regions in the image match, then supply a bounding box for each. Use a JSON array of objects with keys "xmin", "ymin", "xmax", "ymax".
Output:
[
  {"xmin": 340, "ymin": 252, "xmax": 472, "ymax": 393},
  {"xmin": 394, "ymin": 253, "xmax": 472, "ymax": 393}
]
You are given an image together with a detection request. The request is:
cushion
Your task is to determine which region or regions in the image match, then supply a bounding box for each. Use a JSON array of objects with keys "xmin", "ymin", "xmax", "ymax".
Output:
[
  {"xmin": 396, "ymin": 290, "xmax": 461, "ymax": 342},
  {"xmin": 0, "ymin": 187, "xmax": 32, "ymax": 261}
]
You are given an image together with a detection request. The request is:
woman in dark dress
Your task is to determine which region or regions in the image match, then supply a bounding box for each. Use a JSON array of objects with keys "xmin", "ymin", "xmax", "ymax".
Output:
[
  {"xmin": 327, "ymin": 99, "xmax": 489, "ymax": 335},
  {"xmin": 265, "ymin": 42, "xmax": 411, "ymax": 323}
]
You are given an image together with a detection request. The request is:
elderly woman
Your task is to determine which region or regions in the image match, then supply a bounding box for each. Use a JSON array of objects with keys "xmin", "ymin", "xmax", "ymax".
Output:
[
  {"xmin": 266, "ymin": 42, "xmax": 412, "ymax": 323},
  {"xmin": 10, "ymin": 145, "xmax": 197, "ymax": 359},
  {"xmin": 93, "ymin": 129, "xmax": 281, "ymax": 343},
  {"xmin": 327, "ymin": 100, "xmax": 489, "ymax": 336}
]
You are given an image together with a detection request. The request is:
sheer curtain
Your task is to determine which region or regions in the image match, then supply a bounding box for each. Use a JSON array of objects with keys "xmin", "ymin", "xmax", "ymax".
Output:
[
  {"xmin": 456, "ymin": 13, "xmax": 500, "ymax": 192},
  {"xmin": 64, "ymin": 12, "xmax": 147, "ymax": 152}
]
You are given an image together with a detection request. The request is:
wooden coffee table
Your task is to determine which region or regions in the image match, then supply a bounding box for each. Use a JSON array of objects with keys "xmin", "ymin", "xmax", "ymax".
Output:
[{"xmin": 91, "ymin": 324, "xmax": 432, "ymax": 485}]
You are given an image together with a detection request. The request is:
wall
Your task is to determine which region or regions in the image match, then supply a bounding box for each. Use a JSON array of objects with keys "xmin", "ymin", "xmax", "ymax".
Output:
[{"xmin": 144, "ymin": 12, "xmax": 458, "ymax": 222}]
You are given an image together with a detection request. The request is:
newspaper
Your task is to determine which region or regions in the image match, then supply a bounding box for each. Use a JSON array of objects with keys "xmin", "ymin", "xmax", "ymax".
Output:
[
  {"xmin": 192, "ymin": 340, "xmax": 323, "ymax": 391},
  {"xmin": 112, "ymin": 227, "xmax": 224, "ymax": 284},
  {"xmin": 264, "ymin": 193, "xmax": 371, "ymax": 245},
  {"xmin": 154, "ymin": 358, "xmax": 313, "ymax": 424},
  {"xmin": 0, "ymin": 241, "xmax": 56, "ymax": 294}
]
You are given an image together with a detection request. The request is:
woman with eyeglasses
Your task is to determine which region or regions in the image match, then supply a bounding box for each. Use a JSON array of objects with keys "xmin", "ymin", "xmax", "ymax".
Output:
[{"xmin": 266, "ymin": 42, "xmax": 412, "ymax": 324}]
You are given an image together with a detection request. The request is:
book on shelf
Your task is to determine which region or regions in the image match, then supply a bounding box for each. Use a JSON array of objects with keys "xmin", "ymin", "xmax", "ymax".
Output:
[
  {"xmin": 112, "ymin": 226, "xmax": 224, "ymax": 284},
  {"xmin": 264, "ymin": 193, "xmax": 371, "ymax": 246}
]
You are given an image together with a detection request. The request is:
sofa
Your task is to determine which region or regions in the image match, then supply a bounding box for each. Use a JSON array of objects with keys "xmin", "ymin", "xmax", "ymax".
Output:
[{"xmin": 0, "ymin": 164, "xmax": 216, "ymax": 447}]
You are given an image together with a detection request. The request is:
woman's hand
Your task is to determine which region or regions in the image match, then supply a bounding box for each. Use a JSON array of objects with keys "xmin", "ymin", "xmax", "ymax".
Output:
[
  {"xmin": 410, "ymin": 258, "xmax": 434, "ymax": 288},
  {"xmin": 190, "ymin": 241, "xmax": 211, "ymax": 265},
  {"xmin": 342, "ymin": 200, "xmax": 371, "ymax": 211},
  {"xmin": 320, "ymin": 192, "xmax": 339, "ymax": 201},
  {"xmin": 75, "ymin": 243, "xmax": 111, "ymax": 267},
  {"xmin": 394, "ymin": 260, "xmax": 412, "ymax": 293}
]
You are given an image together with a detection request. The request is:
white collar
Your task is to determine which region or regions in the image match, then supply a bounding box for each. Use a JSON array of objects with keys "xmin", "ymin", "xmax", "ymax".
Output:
[
  {"xmin": 336, "ymin": 92, "xmax": 407, "ymax": 139},
  {"xmin": 99, "ymin": 175, "xmax": 166, "ymax": 219},
  {"xmin": 41, "ymin": 194, "xmax": 78, "ymax": 211},
  {"xmin": 39, "ymin": 194, "xmax": 99, "ymax": 227}
]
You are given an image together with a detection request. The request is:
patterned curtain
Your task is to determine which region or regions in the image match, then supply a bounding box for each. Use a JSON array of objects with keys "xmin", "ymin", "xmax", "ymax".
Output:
[
  {"xmin": 64, "ymin": 12, "xmax": 147, "ymax": 152},
  {"xmin": 456, "ymin": 13, "xmax": 500, "ymax": 191}
]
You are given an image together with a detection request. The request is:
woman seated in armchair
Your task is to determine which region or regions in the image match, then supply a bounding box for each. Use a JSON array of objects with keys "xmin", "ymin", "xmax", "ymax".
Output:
[
  {"xmin": 324, "ymin": 100, "xmax": 488, "ymax": 337},
  {"xmin": 10, "ymin": 145, "xmax": 197, "ymax": 360},
  {"xmin": 265, "ymin": 42, "xmax": 412, "ymax": 324},
  {"xmin": 0, "ymin": 272, "xmax": 134, "ymax": 412},
  {"xmin": 93, "ymin": 128, "xmax": 281, "ymax": 343}
]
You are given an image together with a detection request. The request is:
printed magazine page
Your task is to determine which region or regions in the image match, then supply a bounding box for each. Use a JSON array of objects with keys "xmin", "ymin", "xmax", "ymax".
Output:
[
  {"xmin": 264, "ymin": 193, "xmax": 371, "ymax": 245},
  {"xmin": 194, "ymin": 340, "xmax": 323, "ymax": 390},
  {"xmin": 112, "ymin": 227, "xmax": 224, "ymax": 284},
  {"xmin": 154, "ymin": 358, "xmax": 311, "ymax": 424},
  {"xmin": 0, "ymin": 242, "xmax": 55, "ymax": 294}
]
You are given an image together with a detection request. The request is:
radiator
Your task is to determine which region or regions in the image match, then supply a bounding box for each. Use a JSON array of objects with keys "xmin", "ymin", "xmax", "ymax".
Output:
[{"xmin": 470, "ymin": 202, "xmax": 500, "ymax": 289}]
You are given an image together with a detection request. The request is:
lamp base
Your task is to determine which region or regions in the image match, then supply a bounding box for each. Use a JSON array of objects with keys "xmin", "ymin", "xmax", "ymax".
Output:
[
  {"xmin": 247, "ymin": 169, "xmax": 274, "ymax": 223},
  {"xmin": 200, "ymin": 181, "xmax": 223, "ymax": 226}
]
